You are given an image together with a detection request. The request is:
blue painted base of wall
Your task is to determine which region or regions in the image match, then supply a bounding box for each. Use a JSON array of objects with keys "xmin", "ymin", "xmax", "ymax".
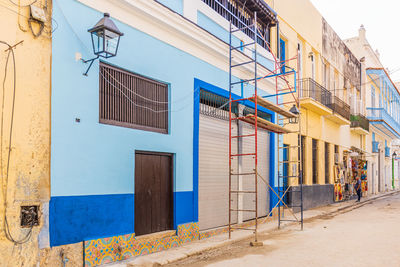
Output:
[
  {"xmin": 50, "ymin": 194, "xmax": 134, "ymax": 247},
  {"xmin": 174, "ymin": 191, "xmax": 194, "ymax": 228},
  {"xmin": 50, "ymin": 192, "xmax": 195, "ymax": 247}
]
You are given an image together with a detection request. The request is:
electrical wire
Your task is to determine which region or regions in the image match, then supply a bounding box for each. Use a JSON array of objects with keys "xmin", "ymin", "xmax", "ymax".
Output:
[
  {"xmin": 230, "ymin": 23, "xmax": 400, "ymax": 97},
  {"xmin": 8, "ymin": 0, "xmax": 36, "ymax": 7},
  {"xmin": 275, "ymin": 27, "xmax": 400, "ymax": 97},
  {"xmin": 100, "ymin": 70, "xmax": 198, "ymax": 113},
  {"xmin": 101, "ymin": 70, "xmax": 236, "ymax": 115},
  {"xmin": 0, "ymin": 0, "xmax": 54, "ymax": 36},
  {"xmin": 0, "ymin": 40, "xmax": 33, "ymax": 244},
  {"xmin": 276, "ymin": 26, "xmax": 400, "ymax": 93},
  {"xmin": 53, "ymin": 0, "xmax": 91, "ymax": 52},
  {"xmin": 101, "ymin": 68, "xmax": 199, "ymax": 105},
  {"xmin": 321, "ymin": 67, "xmax": 400, "ymax": 93}
]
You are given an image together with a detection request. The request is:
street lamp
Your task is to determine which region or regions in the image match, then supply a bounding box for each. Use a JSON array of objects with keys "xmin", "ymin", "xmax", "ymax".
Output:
[
  {"xmin": 289, "ymin": 104, "xmax": 300, "ymax": 124},
  {"xmin": 82, "ymin": 13, "xmax": 124, "ymax": 76}
]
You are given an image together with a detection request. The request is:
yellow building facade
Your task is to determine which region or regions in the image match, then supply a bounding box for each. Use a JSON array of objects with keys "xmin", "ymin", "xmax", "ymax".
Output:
[
  {"xmin": 266, "ymin": 0, "xmax": 368, "ymax": 207},
  {"xmin": 0, "ymin": 1, "xmax": 51, "ymax": 265}
]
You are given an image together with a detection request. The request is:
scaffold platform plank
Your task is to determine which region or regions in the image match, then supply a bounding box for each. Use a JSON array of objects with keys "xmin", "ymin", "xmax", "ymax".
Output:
[
  {"xmin": 238, "ymin": 114, "xmax": 292, "ymax": 134},
  {"xmin": 250, "ymin": 95, "xmax": 297, "ymax": 118}
]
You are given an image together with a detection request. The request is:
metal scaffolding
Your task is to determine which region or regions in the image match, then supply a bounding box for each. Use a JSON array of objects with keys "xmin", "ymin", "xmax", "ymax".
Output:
[{"xmin": 227, "ymin": 7, "xmax": 303, "ymax": 245}]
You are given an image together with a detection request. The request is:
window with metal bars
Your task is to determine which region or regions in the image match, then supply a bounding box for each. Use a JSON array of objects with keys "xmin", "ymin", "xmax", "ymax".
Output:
[
  {"xmin": 99, "ymin": 62, "xmax": 169, "ymax": 133},
  {"xmin": 200, "ymin": 89, "xmax": 237, "ymax": 120},
  {"xmin": 201, "ymin": 0, "xmax": 271, "ymax": 50},
  {"xmin": 325, "ymin": 142, "xmax": 329, "ymax": 184},
  {"xmin": 312, "ymin": 139, "xmax": 318, "ymax": 184}
]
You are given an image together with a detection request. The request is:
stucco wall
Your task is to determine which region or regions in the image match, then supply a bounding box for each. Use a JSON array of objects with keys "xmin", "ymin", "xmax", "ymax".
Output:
[
  {"xmin": 50, "ymin": 0, "xmax": 279, "ymax": 248},
  {"xmin": 322, "ymin": 18, "xmax": 361, "ymax": 92},
  {"xmin": 0, "ymin": 1, "xmax": 51, "ymax": 266}
]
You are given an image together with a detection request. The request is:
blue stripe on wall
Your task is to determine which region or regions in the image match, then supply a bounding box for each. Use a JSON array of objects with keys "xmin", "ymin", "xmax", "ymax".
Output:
[
  {"xmin": 193, "ymin": 81, "xmax": 200, "ymax": 222},
  {"xmin": 50, "ymin": 192, "xmax": 195, "ymax": 247},
  {"xmin": 50, "ymin": 194, "xmax": 134, "ymax": 246},
  {"xmin": 174, "ymin": 191, "xmax": 194, "ymax": 228}
]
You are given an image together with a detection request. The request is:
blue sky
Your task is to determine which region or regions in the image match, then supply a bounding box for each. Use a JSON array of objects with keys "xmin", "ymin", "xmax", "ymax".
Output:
[{"xmin": 310, "ymin": 0, "xmax": 400, "ymax": 82}]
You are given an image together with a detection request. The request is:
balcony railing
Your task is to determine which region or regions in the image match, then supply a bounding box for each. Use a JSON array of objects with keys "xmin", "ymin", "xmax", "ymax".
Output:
[
  {"xmin": 385, "ymin": 147, "xmax": 391, "ymax": 157},
  {"xmin": 367, "ymin": 107, "xmax": 400, "ymax": 137},
  {"xmin": 201, "ymin": 0, "xmax": 274, "ymax": 50},
  {"xmin": 299, "ymin": 78, "xmax": 332, "ymax": 109},
  {"xmin": 350, "ymin": 114, "xmax": 369, "ymax": 132},
  {"xmin": 329, "ymin": 96, "xmax": 350, "ymax": 121}
]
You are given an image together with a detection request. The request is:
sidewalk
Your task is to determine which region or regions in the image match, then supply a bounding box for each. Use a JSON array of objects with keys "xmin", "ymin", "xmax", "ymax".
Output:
[{"xmin": 105, "ymin": 190, "xmax": 399, "ymax": 267}]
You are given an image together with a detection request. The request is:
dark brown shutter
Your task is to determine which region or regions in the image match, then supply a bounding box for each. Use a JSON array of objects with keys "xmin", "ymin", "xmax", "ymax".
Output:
[{"xmin": 99, "ymin": 62, "xmax": 168, "ymax": 133}]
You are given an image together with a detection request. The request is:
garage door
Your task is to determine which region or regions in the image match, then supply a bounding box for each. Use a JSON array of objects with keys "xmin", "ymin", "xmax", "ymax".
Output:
[
  {"xmin": 198, "ymin": 112, "xmax": 238, "ymax": 230},
  {"xmin": 199, "ymin": 107, "xmax": 270, "ymax": 230},
  {"xmin": 241, "ymin": 122, "xmax": 269, "ymax": 221}
]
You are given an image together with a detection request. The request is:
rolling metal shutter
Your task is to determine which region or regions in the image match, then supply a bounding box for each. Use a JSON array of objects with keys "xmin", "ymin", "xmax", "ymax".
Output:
[
  {"xmin": 198, "ymin": 108, "xmax": 270, "ymax": 230},
  {"xmin": 199, "ymin": 112, "xmax": 238, "ymax": 230},
  {"xmin": 241, "ymin": 122, "xmax": 269, "ymax": 221}
]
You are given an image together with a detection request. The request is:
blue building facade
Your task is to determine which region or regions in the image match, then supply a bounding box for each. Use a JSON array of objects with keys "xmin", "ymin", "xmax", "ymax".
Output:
[
  {"xmin": 367, "ymin": 68, "xmax": 400, "ymax": 139},
  {"xmin": 49, "ymin": 0, "xmax": 279, "ymax": 257}
]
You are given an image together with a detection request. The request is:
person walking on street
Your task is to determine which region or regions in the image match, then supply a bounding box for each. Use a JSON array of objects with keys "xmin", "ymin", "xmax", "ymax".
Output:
[{"xmin": 355, "ymin": 176, "xmax": 362, "ymax": 202}]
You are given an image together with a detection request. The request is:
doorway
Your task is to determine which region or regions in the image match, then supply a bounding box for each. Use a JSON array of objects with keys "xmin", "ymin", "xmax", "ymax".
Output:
[
  {"xmin": 371, "ymin": 163, "xmax": 375, "ymax": 194},
  {"xmin": 378, "ymin": 153, "xmax": 382, "ymax": 192},
  {"xmin": 134, "ymin": 152, "xmax": 173, "ymax": 236}
]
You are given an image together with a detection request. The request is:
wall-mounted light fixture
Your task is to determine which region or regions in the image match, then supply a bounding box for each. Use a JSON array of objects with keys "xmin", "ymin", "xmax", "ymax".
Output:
[
  {"xmin": 82, "ymin": 13, "xmax": 124, "ymax": 76},
  {"xmin": 289, "ymin": 104, "xmax": 300, "ymax": 124}
]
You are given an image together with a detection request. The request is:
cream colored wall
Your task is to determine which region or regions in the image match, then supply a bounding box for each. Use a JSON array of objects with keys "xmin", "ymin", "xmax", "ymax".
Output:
[
  {"xmin": 265, "ymin": 0, "xmax": 322, "ymax": 83},
  {"xmin": 274, "ymin": 0, "xmax": 366, "ymax": 186},
  {"xmin": 0, "ymin": 1, "xmax": 51, "ymax": 265},
  {"xmin": 266, "ymin": 0, "xmax": 322, "ymax": 50},
  {"xmin": 289, "ymin": 108, "xmax": 365, "ymax": 186}
]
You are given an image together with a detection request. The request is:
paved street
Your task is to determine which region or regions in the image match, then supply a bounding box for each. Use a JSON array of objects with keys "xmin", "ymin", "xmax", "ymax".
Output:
[{"xmin": 167, "ymin": 193, "xmax": 400, "ymax": 267}]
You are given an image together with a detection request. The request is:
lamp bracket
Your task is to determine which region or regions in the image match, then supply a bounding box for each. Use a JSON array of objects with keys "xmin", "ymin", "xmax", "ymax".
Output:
[{"xmin": 81, "ymin": 55, "xmax": 99, "ymax": 76}]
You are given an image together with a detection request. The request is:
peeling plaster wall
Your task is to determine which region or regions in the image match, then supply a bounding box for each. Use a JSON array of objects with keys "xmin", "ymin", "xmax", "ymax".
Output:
[
  {"xmin": 0, "ymin": 1, "xmax": 51, "ymax": 266},
  {"xmin": 39, "ymin": 242, "xmax": 83, "ymax": 267},
  {"xmin": 322, "ymin": 18, "xmax": 361, "ymax": 91}
]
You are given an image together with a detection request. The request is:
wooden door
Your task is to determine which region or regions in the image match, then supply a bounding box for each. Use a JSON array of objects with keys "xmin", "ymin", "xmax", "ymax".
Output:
[{"xmin": 135, "ymin": 152, "xmax": 173, "ymax": 236}]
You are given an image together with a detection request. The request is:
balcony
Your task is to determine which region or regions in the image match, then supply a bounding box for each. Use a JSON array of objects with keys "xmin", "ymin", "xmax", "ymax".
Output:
[
  {"xmin": 326, "ymin": 96, "xmax": 350, "ymax": 125},
  {"xmin": 350, "ymin": 114, "xmax": 369, "ymax": 135},
  {"xmin": 372, "ymin": 141, "xmax": 379, "ymax": 153},
  {"xmin": 299, "ymin": 78, "xmax": 332, "ymax": 116},
  {"xmin": 367, "ymin": 108, "xmax": 400, "ymax": 139},
  {"xmin": 385, "ymin": 146, "xmax": 391, "ymax": 158}
]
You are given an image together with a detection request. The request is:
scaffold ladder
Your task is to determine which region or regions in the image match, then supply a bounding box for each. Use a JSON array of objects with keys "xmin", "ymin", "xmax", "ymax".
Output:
[
  {"xmin": 228, "ymin": 10, "xmax": 303, "ymax": 245},
  {"xmin": 228, "ymin": 12, "xmax": 261, "ymax": 245}
]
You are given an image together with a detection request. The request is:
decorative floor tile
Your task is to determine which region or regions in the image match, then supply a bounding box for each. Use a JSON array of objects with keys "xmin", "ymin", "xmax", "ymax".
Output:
[{"xmin": 84, "ymin": 222, "xmax": 200, "ymax": 266}]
